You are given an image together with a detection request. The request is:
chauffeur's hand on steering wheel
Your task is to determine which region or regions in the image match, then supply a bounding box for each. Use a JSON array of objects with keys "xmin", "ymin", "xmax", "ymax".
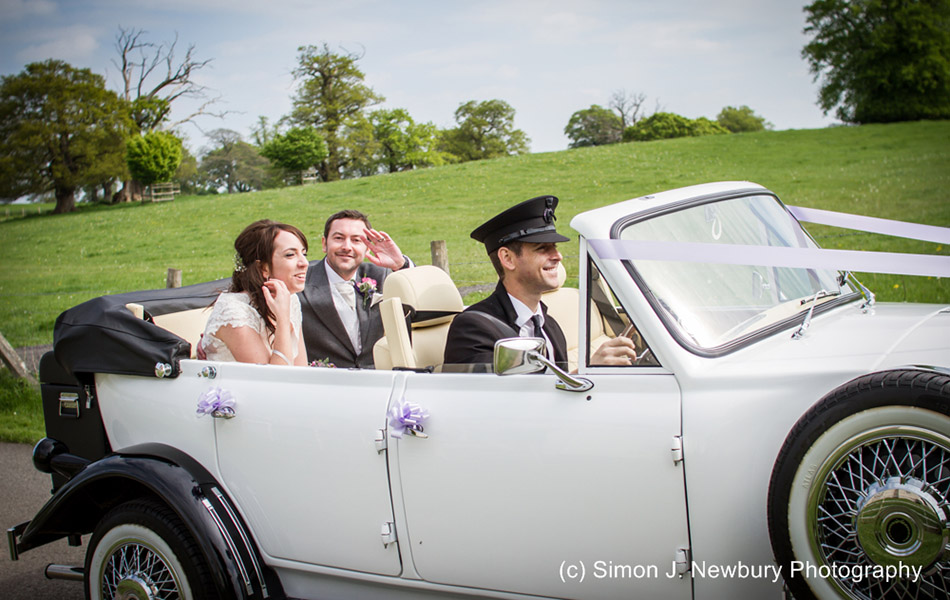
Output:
[{"xmin": 590, "ymin": 336, "xmax": 638, "ymax": 366}]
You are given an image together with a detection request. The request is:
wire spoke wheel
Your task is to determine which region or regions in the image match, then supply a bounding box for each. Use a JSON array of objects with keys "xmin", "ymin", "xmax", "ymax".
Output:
[
  {"xmin": 86, "ymin": 500, "xmax": 215, "ymax": 600},
  {"xmin": 100, "ymin": 539, "xmax": 183, "ymax": 600},
  {"xmin": 809, "ymin": 428, "xmax": 950, "ymax": 599},
  {"xmin": 768, "ymin": 370, "xmax": 950, "ymax": 600}
]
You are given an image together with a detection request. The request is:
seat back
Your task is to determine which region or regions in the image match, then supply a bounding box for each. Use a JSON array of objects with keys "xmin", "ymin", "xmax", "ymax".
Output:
[
  {"xmin": 374, "ymin": 297, "xmax": 415, "ymax": 370},
  {"xmin": 125, "ymin": 303, "xmax": 213, "ymax": 358},
  {"xmin": 372, "ymin": 266, "xmax": 464, "ymax": 369}
]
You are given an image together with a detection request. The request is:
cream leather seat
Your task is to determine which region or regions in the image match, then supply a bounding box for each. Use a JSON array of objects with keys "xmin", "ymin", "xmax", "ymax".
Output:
[
  {"xmin": 126, "ymin": 303, "xmax": 212, "ymax": 358},
  {"xmin": 373, "ymin": 266, "xmax": 464, "ymax": 370}
]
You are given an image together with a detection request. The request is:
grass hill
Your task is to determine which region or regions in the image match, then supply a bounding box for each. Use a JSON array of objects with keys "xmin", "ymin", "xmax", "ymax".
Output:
[{"xmin": 1, "ymin": 120, "xmax": 948, "ymax": 349}]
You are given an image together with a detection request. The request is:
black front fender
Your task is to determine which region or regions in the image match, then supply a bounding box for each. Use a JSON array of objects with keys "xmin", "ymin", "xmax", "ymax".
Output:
[{"xmin": 12, "ymin": 443, "xmax": 280, "ymax": 600}]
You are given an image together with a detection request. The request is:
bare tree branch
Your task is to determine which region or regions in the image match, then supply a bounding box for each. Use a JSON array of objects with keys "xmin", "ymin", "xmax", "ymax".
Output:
[
  {"xmin": 112, "ymin": 26, "xmax": 226, "ymax": 130},
  {"xmin": 168, "ymin": 95, "xmax": 233, "ymax": 129},
  {"xmin": 609, "ymin": 89, "xmax": 647, "ymax": 129}
]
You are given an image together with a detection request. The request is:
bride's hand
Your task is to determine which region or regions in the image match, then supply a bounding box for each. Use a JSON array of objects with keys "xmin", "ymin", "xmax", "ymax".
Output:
[{"xmin": 262, "ymin": 278, "xmax": 292, "ymax": 322}]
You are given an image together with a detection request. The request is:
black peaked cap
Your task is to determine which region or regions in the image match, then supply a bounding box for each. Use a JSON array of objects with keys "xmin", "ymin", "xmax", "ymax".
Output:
[{"xmin": 470, "ymin": 195, "xmax": 570, "ymax": 254}]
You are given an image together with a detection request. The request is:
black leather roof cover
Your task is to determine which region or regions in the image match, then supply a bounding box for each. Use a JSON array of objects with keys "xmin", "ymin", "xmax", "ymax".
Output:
[{"xmin": 53, "ymin": 277, "xmax": 228, "ymax": 380}]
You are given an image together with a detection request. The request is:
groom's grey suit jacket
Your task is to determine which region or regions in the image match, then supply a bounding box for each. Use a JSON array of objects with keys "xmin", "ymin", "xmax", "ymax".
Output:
[{"xmin": 299, "ymin": 258, "xmax": 392, "ymax": 369}]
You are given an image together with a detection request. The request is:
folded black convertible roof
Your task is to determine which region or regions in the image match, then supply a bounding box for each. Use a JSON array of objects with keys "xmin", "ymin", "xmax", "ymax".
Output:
[{"xmin": 53, "ymin": 277, "xmax": 228, "ymax": 381}]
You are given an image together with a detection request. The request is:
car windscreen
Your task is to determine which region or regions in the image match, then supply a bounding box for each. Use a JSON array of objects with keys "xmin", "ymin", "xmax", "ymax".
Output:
[{"xmin": 617, "ymin": 194, "xmax": 854, "ymax": 351}]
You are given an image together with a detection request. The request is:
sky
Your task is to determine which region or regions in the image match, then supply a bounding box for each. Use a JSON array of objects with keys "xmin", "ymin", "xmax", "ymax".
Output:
[{"xmin": 0, "ymin": 0, "xmax": 836, "ymax": 154}]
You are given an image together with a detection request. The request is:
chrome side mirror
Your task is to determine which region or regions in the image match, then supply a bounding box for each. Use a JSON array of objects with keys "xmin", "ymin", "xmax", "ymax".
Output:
[
  {"xmin": 494, "ymin": 337, "xmax": 546, "ymax": 375},
  {"xmin": 494, "ymin": 337, "xmax": 594, "ymax": 393}
]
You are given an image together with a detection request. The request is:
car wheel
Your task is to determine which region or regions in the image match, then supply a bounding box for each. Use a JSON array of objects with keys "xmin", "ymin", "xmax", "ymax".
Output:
[
  {"xmin": 768, "ymin": 369, "xmax": 950, "ymax": 600},
  {"xmin": 85, "ymin": 499, "xmax": 215, "ymax": 600}
]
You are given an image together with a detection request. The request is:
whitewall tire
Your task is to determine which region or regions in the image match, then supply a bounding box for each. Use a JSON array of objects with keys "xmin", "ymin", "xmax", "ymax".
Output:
[
  {"xmin": 768, "ymin": 369, "xmax": 950, "ymax": 600},
  {"xmin": 85, "ymin": 499, "xmax": 214, "ymax": 600}
]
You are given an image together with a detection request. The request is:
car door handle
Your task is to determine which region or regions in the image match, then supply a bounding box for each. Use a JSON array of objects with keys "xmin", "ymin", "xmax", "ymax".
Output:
[{"xmin": 197, "ymin": 387, "xmax": 236, "ymax": 419}]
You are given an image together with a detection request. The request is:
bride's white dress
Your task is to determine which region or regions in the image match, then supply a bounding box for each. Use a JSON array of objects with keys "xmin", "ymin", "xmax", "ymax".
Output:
[{"xmin": 200, "ymin": 292, "xmax": 303, "ymax": 363}]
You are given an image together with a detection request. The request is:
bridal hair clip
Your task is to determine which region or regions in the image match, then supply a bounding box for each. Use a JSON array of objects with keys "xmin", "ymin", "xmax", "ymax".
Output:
[{"xmin": 234, "ymin": 253, "xmax": 246, "ymax": 272}]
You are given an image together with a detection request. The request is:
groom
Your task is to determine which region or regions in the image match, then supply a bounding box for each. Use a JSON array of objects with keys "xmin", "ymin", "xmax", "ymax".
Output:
[{"xmin": 300, "ymin": 209, "xmax": 412, "ymax": 368}]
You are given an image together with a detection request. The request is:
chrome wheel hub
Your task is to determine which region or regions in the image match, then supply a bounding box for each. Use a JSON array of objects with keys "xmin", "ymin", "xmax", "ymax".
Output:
[
  {"xmin": 115, "ymin": 573, "xmax": 158, "ymax": 600},
  {"xmin": 810, "ymin": 428, "xmax": 950, "ymax": 599},
  {"xmin": 102, "ymin": 542, "xmax": 180, "ymax": 600},
  {"xmin": 855, "ymin": 477, "xmax": 948, "ymax": 570}
]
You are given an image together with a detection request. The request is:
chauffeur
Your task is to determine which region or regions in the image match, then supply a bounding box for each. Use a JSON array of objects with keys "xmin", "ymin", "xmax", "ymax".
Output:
[{"xmin": 443, "ymin": 195, "xmax": 637, "ymax": 368}]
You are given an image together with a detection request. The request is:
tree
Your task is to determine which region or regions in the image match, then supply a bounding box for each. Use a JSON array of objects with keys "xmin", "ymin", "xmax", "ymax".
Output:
[
  {"xmin": 250, "ymin": 116, "xmax": 278, "ymax": 147},
  {"xmin": 716, "ymin": 105, "xmax": 772, "ymax": 133},
  {"xmin": 622, "ymin": 112, "xmax": 729, "ymax": 142},
  {"xmin": 340, "ymin": 116, "xmax": 382, "ymax": 178},
  {"xmin": 114, "ymin": 27, "xmax": 223, "ymax": 130},
  {"xmin": 260, "ymin": 127, "xmax": 329, "ymax": 178},
  {"xmin": 369, "ymin": 108, "xmax": 449, "ymax": 173},
  {"xmin": 175, "ymin": 146, "xmax": 201, "ymax": 194},
  {"xmin": 290, "ymin": 43, "xmax": 384, "ymax": 181},
  {"xmin": 564, "ymin": 104, "xmax": 623, "ymax": 148},
  {"xmin": 0, "ymin": 60, "xmax": 131, "ymax": 213},
  {"xmin": 688, "ymin": 117, "xmax": 730, "ymax": 136},
  {"xmin": 440, "ymin": 99, "xmax": 530, "ymax": 162},
  {"xmin": 802, "ymin": 0, "xmax": 950, "ymax": 123},
  {"xmin": 200, "ymin": 129, "xmax": 270, "ymax": 193},
  {"xmin": 609, "ymin": 89, "xmax": 648, "ymax": 130},
  {"xmin": 126, "ymin": 131, "xmax": 183, "ymax": 186},
  {"xmin": 623, "ymin": 112, "xmax": 693, "ymax": 141},
  {"xmin": 112, "ymin": 27, "xmax": 223, "ymax": 202}
]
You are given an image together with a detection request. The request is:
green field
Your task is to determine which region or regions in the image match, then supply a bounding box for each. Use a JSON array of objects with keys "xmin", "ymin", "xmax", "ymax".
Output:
[
  {"xmin": 1, "ymin": 120, "xmax": 949, "ymax": 443},
  {"xmin": 1, "ymin": 121, "xmax": 948, "ymax": 352}
]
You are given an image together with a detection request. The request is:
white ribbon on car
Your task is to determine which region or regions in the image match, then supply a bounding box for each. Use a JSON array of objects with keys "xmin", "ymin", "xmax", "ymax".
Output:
[{"xmin": 587, "ymin": 206, "xmax": 950, "ymax": 278}]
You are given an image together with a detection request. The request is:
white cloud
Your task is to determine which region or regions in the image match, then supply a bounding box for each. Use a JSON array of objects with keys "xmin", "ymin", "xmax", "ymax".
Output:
[
  {"xmin": 14, "ymin": 24, "xmax": 100, "ymax": 64},
  {"xmin": 0, "ymin": 0, "xmax": 57, "ymax": 19}
]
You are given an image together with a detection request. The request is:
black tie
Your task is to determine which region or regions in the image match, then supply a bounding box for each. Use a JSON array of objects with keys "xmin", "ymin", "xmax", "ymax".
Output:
[{"xmin": 531, "ymin": 314, "xmax": 544, "ymax": 339}]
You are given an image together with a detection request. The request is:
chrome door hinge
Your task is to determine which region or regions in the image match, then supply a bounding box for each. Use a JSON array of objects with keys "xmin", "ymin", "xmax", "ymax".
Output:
[
  {"xmin": 375, "ymin": 429, "xmax": 387, "ymax": 453},
  {"xmin": 381, "ymin": 521, "xmax": 397, "ymax": 548},
  {"xmin": 673, "ymin": 547, "xmax": 691, "ymax": 578},
  {"xmin": 671, "ymin": 435, "xmax": 683, "ymax": 464}
]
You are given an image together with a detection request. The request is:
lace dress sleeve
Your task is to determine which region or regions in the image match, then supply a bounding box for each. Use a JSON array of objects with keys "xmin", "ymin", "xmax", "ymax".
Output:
[{"xmin": 200, "ymin": 293, "xmax": 265, "ymax": 362}]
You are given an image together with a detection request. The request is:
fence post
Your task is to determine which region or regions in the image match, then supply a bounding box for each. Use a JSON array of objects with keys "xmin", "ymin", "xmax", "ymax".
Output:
[
  {"xmin": 166, "ymin": 268, "xmax": 182, "ymax": 288},
  {"xmin": 0, "ymin": 330, "xmax": 37, "ymax": 385},
  {"xmin": 430, "ymin": 240, "xmax": 449, "ymax": 276}
]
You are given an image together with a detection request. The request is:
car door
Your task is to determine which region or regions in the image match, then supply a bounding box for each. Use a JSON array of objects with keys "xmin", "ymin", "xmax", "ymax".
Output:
[
  {"xmin": 211, "ymin": 363, "xmax": 402, "ymax": 576},
  {"xmin": 390, "ymin": 369, "xmax": 691, "ymax": 599}
]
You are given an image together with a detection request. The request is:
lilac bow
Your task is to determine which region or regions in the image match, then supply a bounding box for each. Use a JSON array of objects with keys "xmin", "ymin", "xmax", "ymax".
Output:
[
  {"xmin": 388, "ymin": 397, "xmax": 429, "ymax": 438},
  {"xmin": 196, "ymin": 387, "xmax": 235, "ymax": 418}
]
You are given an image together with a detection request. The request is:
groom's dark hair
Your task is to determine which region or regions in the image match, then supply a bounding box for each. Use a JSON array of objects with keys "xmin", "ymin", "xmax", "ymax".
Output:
[{"xmin": 324, "ymin": 209, "xmax": 372, "ymax": 238}]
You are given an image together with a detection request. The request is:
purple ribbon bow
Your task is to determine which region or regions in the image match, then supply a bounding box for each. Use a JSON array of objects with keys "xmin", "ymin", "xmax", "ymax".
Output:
[
  {"xmin": 388, "ymin": 397, "xmax": 429, "ymax": 438},
  {"xmin": 196, "ymin": 387, "xmax": 235, "ymax": 418}
]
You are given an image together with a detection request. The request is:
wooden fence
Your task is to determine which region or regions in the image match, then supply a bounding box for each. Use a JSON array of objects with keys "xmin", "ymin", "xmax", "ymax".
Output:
[{"xmin": 146, "ymin": 182, "xmax": 180, "ymax": 202}]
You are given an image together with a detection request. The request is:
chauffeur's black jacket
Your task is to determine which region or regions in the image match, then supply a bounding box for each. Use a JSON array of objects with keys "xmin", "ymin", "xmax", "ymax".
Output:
[{"xmin": 443, "ymin": 281, "xmax": 568, "ymax": 370}]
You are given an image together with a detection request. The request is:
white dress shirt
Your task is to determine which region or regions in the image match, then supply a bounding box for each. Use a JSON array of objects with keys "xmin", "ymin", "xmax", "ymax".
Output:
[
  {"xmin": 325, "ymin": 261, "xmax": 361, "ymax": 353},
  {"xmin": 508, "ymin": 293, "xmax": 554, "ymax": 362}
]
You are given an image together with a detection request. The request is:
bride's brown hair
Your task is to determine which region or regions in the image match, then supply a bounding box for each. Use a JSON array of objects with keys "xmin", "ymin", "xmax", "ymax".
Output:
[{"xmin": 231, "ymin": 219, "xmax": 308, "ymax": 335}]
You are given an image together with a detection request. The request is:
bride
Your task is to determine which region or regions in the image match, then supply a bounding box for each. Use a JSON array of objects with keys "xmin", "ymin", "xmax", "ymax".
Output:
[{"xmin": 200, "ymin": 219, "xmax": 309, "ymax": 365}]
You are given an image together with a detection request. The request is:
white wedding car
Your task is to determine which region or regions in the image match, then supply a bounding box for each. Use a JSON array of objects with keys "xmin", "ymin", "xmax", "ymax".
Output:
[{"xmin": 8, "ymin": 182, "xmax": 950, "ymax": 600}]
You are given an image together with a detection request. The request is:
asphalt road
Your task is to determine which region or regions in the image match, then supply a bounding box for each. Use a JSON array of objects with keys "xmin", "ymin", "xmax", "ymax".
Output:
[{"xmin": 0, "ymin": 442, "xmax": 84, "ymax": 599}]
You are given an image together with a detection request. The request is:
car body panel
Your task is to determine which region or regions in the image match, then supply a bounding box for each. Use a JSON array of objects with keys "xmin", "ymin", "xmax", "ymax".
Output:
[
  {"xmin": 392, "ymin": 371, "xmax": 690, "ymax": 599},
  {"xmin": 212, "ymin": 365, "xmax": 401, "ymax": 576}
]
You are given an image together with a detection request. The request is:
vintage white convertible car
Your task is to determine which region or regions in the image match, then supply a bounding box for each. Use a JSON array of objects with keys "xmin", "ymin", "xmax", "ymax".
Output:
[{"xmin": 8, "ymin": 182, "xmax": 950, "ymax": 600}]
